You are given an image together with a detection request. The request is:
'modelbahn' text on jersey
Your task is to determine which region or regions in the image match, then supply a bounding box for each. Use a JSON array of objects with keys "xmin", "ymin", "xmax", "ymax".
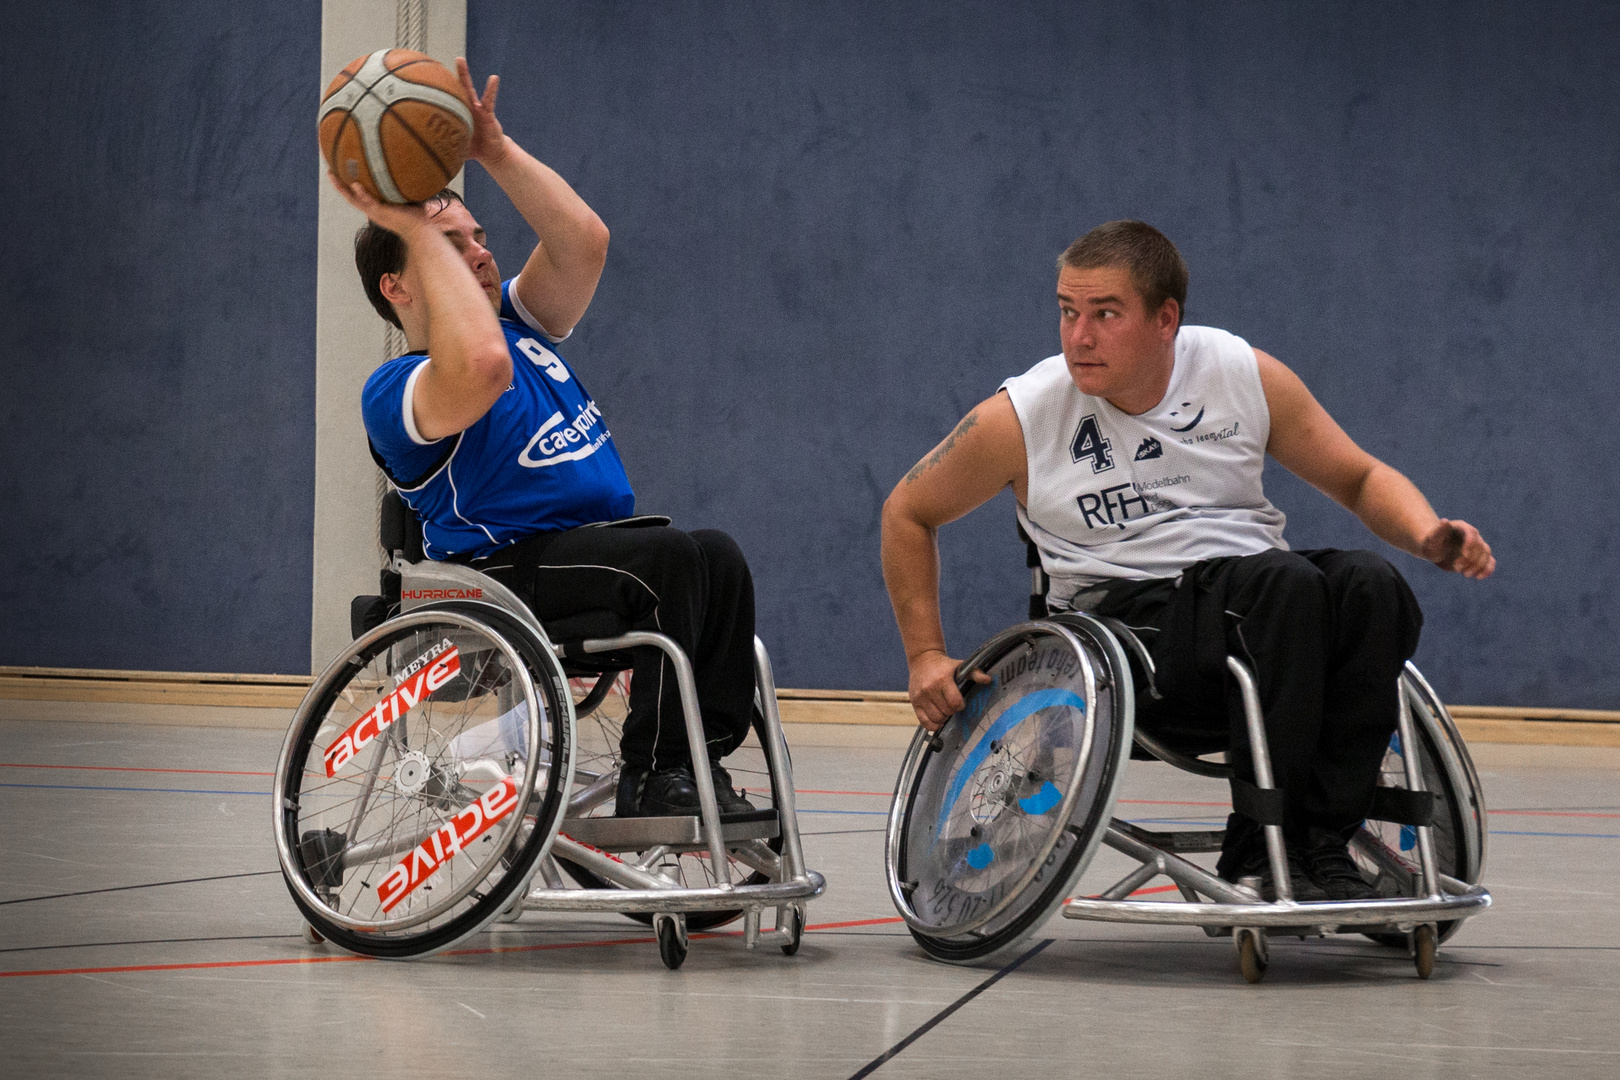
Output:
[
  {"xmin": 1002, "ymin": 325, "xmax": 1287, "ymax": 607},
  {"xmin": 362, "ymin": 280, "xmax": 635, "ymax": 559}
]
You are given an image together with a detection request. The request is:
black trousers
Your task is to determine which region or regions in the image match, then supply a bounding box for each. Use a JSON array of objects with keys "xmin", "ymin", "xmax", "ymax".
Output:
[
  {"xmin": 1085, "ymin": 548, "xmax": 1423, "ymax": 838},
  {"xmin": 466, "ymin": 525, "xmax": 757, "ymax": 772}
]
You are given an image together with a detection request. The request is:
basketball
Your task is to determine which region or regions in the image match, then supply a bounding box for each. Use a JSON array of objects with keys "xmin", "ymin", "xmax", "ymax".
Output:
[{"xmin": 319, "ymin": 49, "xmax": 473, "ymax": 204}]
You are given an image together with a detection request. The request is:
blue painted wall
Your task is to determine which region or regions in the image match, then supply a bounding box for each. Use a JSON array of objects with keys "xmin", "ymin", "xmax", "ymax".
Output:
[
  {"xmin": 0, "ymin": 3, "xmax": 320, "ymax": 674},
  {"xmin": 468, "ymin": 0, "xmax": 1620, "ymax": 703},
  {"xmin": 4, "ymin": 2, "xmax": 1615, "ymax": 706}
]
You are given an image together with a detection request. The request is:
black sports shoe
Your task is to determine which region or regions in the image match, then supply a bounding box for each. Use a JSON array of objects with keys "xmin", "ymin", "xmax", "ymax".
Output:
[
  {"xmin": 708, "ymin": 761, "xmax": 756, "ymax": 816},
  {"xmin": 1217, "ymin": 816, "xmax": 1327, "ymax": 902},
  {"xmin": 615, "ymin": 765, "xmax": 650, "ymax": 817},
  {"xmin": 1302, "ymin": 826, "xmax": 1379, "ymax": 901},
  {"xmin": 637, "ymin": 765, "xmax": 704, "ymax": 816}
]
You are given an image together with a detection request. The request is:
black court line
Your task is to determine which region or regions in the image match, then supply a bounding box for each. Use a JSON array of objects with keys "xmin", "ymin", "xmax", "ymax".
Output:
[
  {"xmin": 0, "ymin": 870, "xmax": 279, "ymax": 906},
  {"xmin": 846, "ymin": 938, "xmax": 1053, "ymax": 1079},
  {"xmin": 0, "ymin": 934, "xmax": 297, "ymax": 955}
]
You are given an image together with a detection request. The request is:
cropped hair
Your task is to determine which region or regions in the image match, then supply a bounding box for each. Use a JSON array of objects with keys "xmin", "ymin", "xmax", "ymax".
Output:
[
  {"xmin": 1058, "ymin": 220, "xmax": 1188, "ymax": 327},
  {"xmin": 353, "ymin": 188, "xmax": 465, "ymax": 329}
]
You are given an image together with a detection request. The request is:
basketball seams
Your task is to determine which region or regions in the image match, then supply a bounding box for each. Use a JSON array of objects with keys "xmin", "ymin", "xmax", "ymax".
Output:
[
  {"xmin": 379, "ymin": 102, "xmax": 456, "ymax": 188},
  {"xmin": 319, "ymin": 48, "xmax": 471, "ymax": 205}
]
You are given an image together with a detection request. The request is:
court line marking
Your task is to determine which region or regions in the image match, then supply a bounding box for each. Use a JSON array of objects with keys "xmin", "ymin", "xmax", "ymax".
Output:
[
  {"xmin": 0, "ymin": 870, "xmax": 280, "ymax": 907},
  {"xmin": 0, "ymin": 917, "xmax": 908, "ymax": 979},
  {"xmin": 846, "ymin": 938, "xmax": 1054, "ymax": 1079},
  {"xmin": 1, "ymin": 763, "xmax": 275, "ymax": 777}
]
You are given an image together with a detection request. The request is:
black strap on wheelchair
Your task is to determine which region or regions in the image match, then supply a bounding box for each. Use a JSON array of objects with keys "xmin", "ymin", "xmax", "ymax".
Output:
[
  {"xmin": 1230, "ymin": 778, "xmax": 1287, "ymax": 826},
  {"xmin": 1368, "ymin": 786, "xmax": 1437, "ymax": 827}
]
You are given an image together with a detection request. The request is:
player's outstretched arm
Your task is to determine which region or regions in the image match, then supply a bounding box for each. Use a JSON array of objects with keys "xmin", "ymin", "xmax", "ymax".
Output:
[
  {"xmin": 882, "ymin": 392, "xmax": 1029, "ymax": 729},
  {"xmin": 1257, "ymin": 349, "xmax": 1496, "ymax": 580},
  {"xmin": 457, "ymin": 59, "xmax": 610, "ymax": 340},
  {"xmin": 332, "ymin": 174, "xmax": 511, "ymax": 441}
]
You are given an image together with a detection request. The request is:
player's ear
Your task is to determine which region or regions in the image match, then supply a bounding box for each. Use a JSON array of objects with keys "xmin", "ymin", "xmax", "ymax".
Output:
[
  {"xmin": 1157, "ymin": 297, "xmax": 1180, "ymax": 337},
  {"xmin": 379, "ymin": 272, "xmax": 410, "ymax": 308}
]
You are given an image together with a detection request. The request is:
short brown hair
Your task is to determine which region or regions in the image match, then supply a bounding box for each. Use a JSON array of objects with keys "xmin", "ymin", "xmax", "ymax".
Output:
[
  {"xmin": 353, "ymin": 188, "xmax": 465, "ymax": 329},
  {"xmin": 1058, "ymin": 220, "xmax": 1188, "ymax": 326}
]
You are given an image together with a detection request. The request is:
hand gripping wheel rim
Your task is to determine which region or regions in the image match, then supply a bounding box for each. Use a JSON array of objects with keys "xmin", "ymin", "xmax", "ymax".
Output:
[{"xmin": 887, "ymin": 617, "xmax": 1133, "ymax": 954}]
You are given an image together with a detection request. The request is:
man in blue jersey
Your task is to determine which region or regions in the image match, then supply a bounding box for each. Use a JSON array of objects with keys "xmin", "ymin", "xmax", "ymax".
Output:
[{"xmin": 332, "ymin": 59, "xmax": 756, "ymax": 818}]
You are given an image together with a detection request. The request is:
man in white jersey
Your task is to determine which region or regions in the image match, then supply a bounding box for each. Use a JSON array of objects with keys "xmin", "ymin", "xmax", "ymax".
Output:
[
  {"xmin": 881, "ymin": 220, "xmax": 1494, "ymax": 901},
  {"xmin": 332, "ymin": 60, "xmax": 757, "ymax": 820}
]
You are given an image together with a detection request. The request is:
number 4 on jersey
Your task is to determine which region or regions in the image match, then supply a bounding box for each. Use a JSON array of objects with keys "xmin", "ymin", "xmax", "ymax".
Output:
[{"xmin": 1070, "ymin": 413, "xmax": 1114, "ymax": 473}]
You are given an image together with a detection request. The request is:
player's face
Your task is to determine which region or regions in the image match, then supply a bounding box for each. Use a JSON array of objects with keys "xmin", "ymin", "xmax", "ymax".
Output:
[
  {"xmin": 430, "ymin": 199, "xmax": 502, "ymax": 313},
  {"xmin": 1057, "ymin": 265, "xmax": 1178, "ymax": 401}
]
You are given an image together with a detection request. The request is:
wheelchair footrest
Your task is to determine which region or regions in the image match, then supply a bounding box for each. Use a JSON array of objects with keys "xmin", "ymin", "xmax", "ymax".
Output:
[
  {"xmin": 1063, "ymin": 885, "xmax": 1491, "ymax": 929},
  {"xmin": 560, "ymin": 809, "xmax": 779, "ymax": 851}
]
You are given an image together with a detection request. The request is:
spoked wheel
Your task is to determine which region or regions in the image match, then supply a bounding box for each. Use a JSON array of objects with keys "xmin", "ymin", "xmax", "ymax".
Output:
[
  {"xmin": 1353, "ymin": 666, "xmax": 1487, "ymax": 948},
  {"xmin": 274, "ymin": 605, "xmax": 572, "ymax": 958},
  {"xmin": 555, "ymin": 670, "xmax": 780, "ymax": 931},
  {"xmin": 887, "ymin": 615, "xmax": 1134, "ymax": 965},
  {"xmin": 1236, "ymin": 928, "xmax": 1269, "ymax": 984},
  {"xmin": 654, "ymin": 913, "xmax": 688, "ymax": 970}
]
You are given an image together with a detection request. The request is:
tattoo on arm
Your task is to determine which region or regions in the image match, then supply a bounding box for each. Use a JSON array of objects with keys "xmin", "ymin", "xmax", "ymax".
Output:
[{"xmin": 904, "ymin": 412, "xmax": 979, "ymax": 484}]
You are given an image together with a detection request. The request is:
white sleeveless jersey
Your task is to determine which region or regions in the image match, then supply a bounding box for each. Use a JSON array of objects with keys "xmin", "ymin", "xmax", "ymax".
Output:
[{"xmin": 1002, "ymin": 325, "xmax": 1287, "ymax": 605}]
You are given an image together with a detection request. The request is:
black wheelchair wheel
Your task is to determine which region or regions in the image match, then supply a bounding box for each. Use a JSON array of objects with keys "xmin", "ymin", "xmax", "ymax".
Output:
[
  {"xmin": 553, "ymin": 672, "xmax": 776, "ymax": 930},
  {"xmin": 274, "ymin": 604, "xmax": 572, "ymax": 958},
  {"xmin": 1354, "ymin": 666, "xmax": 1487, "ymax": 947},
  {"xmin": 887, "ymin": 616, "xmax": 1133, "ymax": 965}
]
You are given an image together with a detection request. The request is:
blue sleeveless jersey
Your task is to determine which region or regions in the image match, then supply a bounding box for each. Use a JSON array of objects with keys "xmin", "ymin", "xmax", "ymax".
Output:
[{"xmin": 361, "ymin": 279, "xmax": 635, "ymax": 559}]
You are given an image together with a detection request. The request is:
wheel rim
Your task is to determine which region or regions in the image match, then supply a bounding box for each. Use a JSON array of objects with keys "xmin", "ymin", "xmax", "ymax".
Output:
[
  {"xmin": 890, "ymin": 621, "xmax": 1125, "ymax": 943},
  {"xmin": 275, "ymin": 610, "xmax": 549, "ymax": 937}
]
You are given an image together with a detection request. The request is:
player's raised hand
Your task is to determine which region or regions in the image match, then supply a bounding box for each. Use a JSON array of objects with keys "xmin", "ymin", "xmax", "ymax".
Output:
[
  {"xmin": 327, "ymin": 172, "xmax": 432, "ymax": 237},
  {"xmin": 1420, "ymin": 519, "xmax": 1496, "ymax": 580},
  {"xmin": 455, "ymin": 58, "xmax": 506, "ymax": 164}
]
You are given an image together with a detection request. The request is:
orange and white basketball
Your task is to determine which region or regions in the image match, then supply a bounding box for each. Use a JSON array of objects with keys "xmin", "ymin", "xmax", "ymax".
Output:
[{"xmin": 318, "ymin": 49, "xmax": 473, "ymax": 204}]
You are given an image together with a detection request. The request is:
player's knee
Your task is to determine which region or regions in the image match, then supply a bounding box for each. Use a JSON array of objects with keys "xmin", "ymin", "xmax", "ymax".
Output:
[
  {"xmin": 690, "ymin": 528, "xmax": 749, "ymax": 574},
  {"xmin": 1249, "ymin": 548, "xmax": 1328, "ymax": 593},
  {"xmin": 1331, "ymin": 550, "xmax": 1408, "ymax": 604}
]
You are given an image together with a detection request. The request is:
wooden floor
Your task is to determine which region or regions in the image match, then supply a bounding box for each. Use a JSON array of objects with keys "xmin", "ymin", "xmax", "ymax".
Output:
[{"xmin": 2, "ymin": 665, "xmax": 1618, "ymax": 747}]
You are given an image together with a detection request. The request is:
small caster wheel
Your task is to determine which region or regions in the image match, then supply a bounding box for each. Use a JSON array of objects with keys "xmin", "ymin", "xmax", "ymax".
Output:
[
  {"xmin": 1235, "ymin": 928, "xmax": 1268, "ymax": 984},
  {"xmin": 301, "ymin": 921, "xmax": 325, "ymax": 946},
  {"xmin": 1413, "ymin": 923, "xmax": 1437, "ymax": 979},
  {"xmin": 780, "ymin": 906, "xmax": 804, "ymax": 957},
  {"xmin": 654, "ymin": 914, "xmax": 688, "ymax": 970}
]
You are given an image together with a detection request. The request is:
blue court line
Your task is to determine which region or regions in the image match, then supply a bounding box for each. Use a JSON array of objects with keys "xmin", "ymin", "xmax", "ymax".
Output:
[{"xmin": 0, "ymin": 783, "xmax": 268, "ymax": 797}]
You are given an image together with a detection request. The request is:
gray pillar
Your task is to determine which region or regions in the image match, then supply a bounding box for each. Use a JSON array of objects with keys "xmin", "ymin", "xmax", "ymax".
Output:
[{"xmin": 313, "ymin": 0, "xmax": 466, "ymax": 672}]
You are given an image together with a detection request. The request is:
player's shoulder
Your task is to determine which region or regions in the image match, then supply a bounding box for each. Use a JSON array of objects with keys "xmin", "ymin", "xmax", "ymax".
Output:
[
  {"xmin": 1002, "ymin": 352, "xmax": 1069, "ymax": 392},
  {"xmin": 1176, "ymin": 324, "xmax": 1259, "ymax": 375},
  {"xmin": 363, "ymin": 350, "xmax": 428, "ymax": 395}
]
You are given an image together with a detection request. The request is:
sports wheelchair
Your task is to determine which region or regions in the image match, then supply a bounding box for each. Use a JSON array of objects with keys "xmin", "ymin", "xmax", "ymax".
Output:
[
  {"xmin": 884, "ymin": 531, "xmax": 1490, "ymax": 982},
  {"xmin": 273, "ymin": 494, "xmax": 824, "ymax": 969}
]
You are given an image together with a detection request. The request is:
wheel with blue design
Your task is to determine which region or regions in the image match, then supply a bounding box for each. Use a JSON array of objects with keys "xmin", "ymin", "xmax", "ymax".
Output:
[
  {"xmin": 1353, "ymin": 665, "xmax": 1487, "ymax": 947},
  {"xmin": 885, "ymin": 617, "xmax": 1134, "ymax": 965}
]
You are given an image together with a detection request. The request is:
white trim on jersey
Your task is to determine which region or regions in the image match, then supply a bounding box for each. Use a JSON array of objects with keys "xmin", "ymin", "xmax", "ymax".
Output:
[
  {"xmin": 507, "ymin": 273, "xmax": 571, "ymax": 344},
  {"xmin": 402, "ymin": 358, "xmax": 436, "ymax": 446}
]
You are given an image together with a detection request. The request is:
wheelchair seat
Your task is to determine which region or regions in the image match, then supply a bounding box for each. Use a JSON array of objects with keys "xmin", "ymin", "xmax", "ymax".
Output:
[
  {"xmin": 883, "ymin": 526, "xmax": 1490, "ymax": 982},
  {"xmin": 274, "ymin": 492, "xmax": 823, "ymax": 969}
]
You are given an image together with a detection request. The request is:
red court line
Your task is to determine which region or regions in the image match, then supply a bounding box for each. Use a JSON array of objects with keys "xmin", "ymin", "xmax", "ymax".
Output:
[
  {"xmin": 1492, "ymin": 810, "xmax": 1620, "ymax": 820},
  {"xmin": 1, "ymin": 763, "xmax": 274, "ymax": 778},
  {"xmin": 0, "ymin": 917, "xmax": 908, "ymax": 979}
]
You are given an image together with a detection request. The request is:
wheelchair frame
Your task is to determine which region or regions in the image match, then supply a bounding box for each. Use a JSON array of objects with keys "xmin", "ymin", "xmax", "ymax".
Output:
[
  {"xmin": 884, "ymin": 540, "xmax": 1491, "ymax": 982},
  {"xmin": 276, "ymin": 525, "xmax": 824, "ymax": 969}
]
